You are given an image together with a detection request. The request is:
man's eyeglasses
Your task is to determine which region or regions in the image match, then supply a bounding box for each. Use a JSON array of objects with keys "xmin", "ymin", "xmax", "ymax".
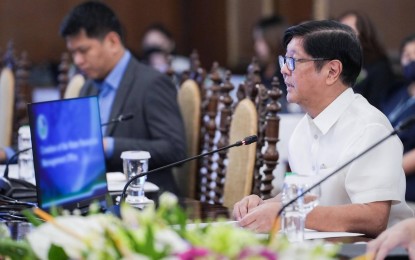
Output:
[{"xmin": 278, "ymin": 55, "xmax": 330, "ymax": 72}]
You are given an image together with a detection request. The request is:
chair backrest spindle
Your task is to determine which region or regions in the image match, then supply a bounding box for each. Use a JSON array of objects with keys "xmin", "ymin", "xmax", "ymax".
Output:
[{"xmin": 213, "ymin": 71, "xmax": 234, "ymax": 204}]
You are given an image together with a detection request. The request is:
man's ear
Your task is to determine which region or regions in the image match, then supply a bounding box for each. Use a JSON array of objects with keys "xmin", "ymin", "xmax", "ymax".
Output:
[
  {"xmin": 105, "ymin": 31, "xmax": 122, "ymax": 48},
  {"xmin": 326, "ymin": 60, "xmax": 342, "ymax": 86}
]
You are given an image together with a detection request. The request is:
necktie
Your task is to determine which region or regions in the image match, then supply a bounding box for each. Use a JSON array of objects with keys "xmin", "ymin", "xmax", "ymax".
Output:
[{"xmin": 99, "ymin": 82, "xmax": 112, "ymax": 134}]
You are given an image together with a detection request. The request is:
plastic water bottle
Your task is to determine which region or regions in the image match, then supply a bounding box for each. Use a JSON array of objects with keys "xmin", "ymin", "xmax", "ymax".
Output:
[{"xmin": 17, "ymin": 126, "xmax": 34, "ymax": 181}]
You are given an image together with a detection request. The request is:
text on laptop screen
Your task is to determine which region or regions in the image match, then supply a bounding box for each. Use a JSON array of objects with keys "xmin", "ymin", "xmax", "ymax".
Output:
[{"xmin": 28, "ymin": 96, "xmax": 107, "ymax": 210}]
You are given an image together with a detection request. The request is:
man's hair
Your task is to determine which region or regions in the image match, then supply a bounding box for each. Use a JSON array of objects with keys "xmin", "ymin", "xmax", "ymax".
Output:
[
  {"xmin": 143, "ymin": 23, "xmax": 174, "ymax": 42},
  {"xmin": 60, "ymin": 1, "xmax": 124, "ymax": 43},
  {"xmin": 254, "ymin": 15, "xmax": 285, "ymax": 30},
  {"xmin": 283, "ymin": 20, "xmax": 362, "ymax": 86}
]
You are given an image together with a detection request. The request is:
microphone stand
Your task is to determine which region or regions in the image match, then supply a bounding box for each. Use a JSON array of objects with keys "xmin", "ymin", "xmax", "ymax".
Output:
[
  {"xmin": 1, "ymin": 147, "xmax": 35, "ymax": 196},
  {"xmin": 3, "ymin": 148, "xmax": 31, "ymax": 179},
  {"xmin": 270, "ymin": 117, "xmax": 415, "ymax": 238},
  {"xmin": 120, "ymin": 135, "xmax": 258, "ymax": 202}
]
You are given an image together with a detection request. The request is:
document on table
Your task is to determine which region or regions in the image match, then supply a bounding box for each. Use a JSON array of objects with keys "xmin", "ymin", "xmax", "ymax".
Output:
[
  {"xmin": 304, "ymin": 229, "xmax": 363, "ymax": 240},
  {"xmin": 185, "ymin": 222, "xmax": 363, "ymax": 240}
]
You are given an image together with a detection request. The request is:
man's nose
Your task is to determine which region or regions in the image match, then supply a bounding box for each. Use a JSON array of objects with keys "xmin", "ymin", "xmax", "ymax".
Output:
[
  {"xmin": 72, "ymin": 53, "xmax": 84, "ymax": 66},
  {"xmin": 280, "ymin": 62, "xmax": 291, "ymax": 76}
]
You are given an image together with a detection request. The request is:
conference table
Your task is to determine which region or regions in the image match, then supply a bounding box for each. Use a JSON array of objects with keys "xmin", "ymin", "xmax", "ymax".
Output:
[{"xmin": 0, "ymin": 165, "xmax": 409, "ymax": 259}]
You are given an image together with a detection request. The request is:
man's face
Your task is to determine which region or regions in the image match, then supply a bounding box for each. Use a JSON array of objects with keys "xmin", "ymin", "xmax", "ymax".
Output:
[
  {"xmin": 401, "ymin": 41, "xmax": 415, "ymax": 66},
  {"xmin": 339, "ymin": 15, "xmax": 359, "ymax": 36},
  {"xmin": 142, "ymin": 30, "xmax": 173, "ymax": 53},
  {"xmin": 280, "ymin": 37, "xmax": 325, "ymax": 108},
  {"xmin": 66, "ymin": 29, "xmax": 113, "ymax": 80},
  {"xmin": 253, "ymin": 30, "xmax": 270, "ymax": 64}
]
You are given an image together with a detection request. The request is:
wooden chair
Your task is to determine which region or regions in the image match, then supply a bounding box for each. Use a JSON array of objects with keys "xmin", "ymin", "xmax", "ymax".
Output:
[
  {"xmin": 197, "ymin": 58, "xmax": 281, "ymax": 206},
  {"xmin": 2, "ymin": 41, "xmax": 32, "ymax": 147},
  {"xmin": 0, "ymin": 67, "xmax": 15, "ymax": 147},
  {"xmin": 58, "ymin": 52, "xmax": 71, "ymax": 98},
  {"xmin": 63, "ymin": 74, "xmax": 85, "ymax": 99},
  {"xmin": 222, "ymin": 98, "xmax": 258, "ymax": 207},
  {"xmin": 175, "ymin": 52, "xmax": 281, "ymax": 205},
  {"xmin": 173, "ymin": 79, "xmax": 201, "ymax": 198},
  {"xmin": 58, "ymin": 52, "xmax": 85, "ymax": 99}
]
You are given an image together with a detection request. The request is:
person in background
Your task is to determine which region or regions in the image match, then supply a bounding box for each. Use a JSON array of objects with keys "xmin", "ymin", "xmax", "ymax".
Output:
[
  {"xmin": 0, "ymin": 142, "xmax": 21, "ymax": 165},
  {"xmin": 60, "ymin": 1, "xmax": 186, "ymax": 194},
  {"xmin": 252, "ymin": 15, "xmax": 290, "ymax": 112},
  {"xmin": 0, "ymin": 149, "xmax": 10, "ymax": 163},
  {"xmin": 233, "ymin": 20, "xmax": 413, "ymax": 237},
  {"xmin": 338, "ymin": 10, "xmax": 396, "ymax": 110},
  {"xmin": 140, "ymin": 23, "xmax": 189, "ymax": 75},
  {"xmin": 382, "ymin": 34, "xmax": 415, "ymax": 208},
  {"xmin": 367, "ymin": 218, "xmax": 415, "ymax": 259}
]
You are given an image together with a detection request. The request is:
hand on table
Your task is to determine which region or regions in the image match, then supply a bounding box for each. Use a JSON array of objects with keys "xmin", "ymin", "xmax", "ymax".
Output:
[
  {"xmin": 367, "ymin": 218, "xmax": 415, "ymax": 260},
  {"xmin": 233, "ymin": 195, "xmax": 263, "ymax": 221},
  {"xmin": 233, "ymin": 194, "xmax": 282, "ymax": 233}
]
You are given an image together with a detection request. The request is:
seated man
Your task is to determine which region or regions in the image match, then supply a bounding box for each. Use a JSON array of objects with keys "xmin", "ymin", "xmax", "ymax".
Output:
[
  {"xmin": 59, "ymin": 2, "xmax": 186, "ymax": 194},
  {"xmin": 233, "ymin": 20, "xmax": 413, "ymax": 237}
]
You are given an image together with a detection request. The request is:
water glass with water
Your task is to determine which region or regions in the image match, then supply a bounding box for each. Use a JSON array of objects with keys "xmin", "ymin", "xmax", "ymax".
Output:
[
  {"xmin": 281, "ymin": 173, "xmax": 321, "ymax": 242},
  {"xmin": 121, "ymin": 151, "xmax": 151, "ymax": 204}
]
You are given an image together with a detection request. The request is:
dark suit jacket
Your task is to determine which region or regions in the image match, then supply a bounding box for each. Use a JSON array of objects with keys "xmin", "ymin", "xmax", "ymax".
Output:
[
  {"xmin": 80, "ymin": 56, "xmax": 186, "ymax": 194},
  {"xmin": 382, "ymin": 84, "xmax": 415, "ymax": 202}
]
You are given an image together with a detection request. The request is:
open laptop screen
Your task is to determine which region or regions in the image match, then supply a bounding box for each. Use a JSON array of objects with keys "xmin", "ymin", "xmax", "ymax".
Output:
[{"xmin": 27, "ymin": 96, "xmax": 108, "ymax": 211}]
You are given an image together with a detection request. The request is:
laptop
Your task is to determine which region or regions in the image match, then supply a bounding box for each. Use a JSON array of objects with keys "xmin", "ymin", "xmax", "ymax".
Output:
[{"xmin": 27, "ymin": 96, "xmax": 109, "ymax": 212}]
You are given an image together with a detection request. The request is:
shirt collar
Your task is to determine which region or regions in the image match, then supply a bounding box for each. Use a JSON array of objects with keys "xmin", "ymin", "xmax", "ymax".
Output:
[
  {"xmin": 94, "ymin": 50, "xmax": 131, "ymax": 90},
  {"xmin": 310, "ymin": 88, "xmax": 355, "ymax": 135},
  {"xmin": 105, "ymin": 50, "xmax": 131, "ymax": 90}
]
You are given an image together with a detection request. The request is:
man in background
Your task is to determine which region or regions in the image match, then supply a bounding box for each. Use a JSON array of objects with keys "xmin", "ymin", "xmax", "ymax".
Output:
[
  {"xmin": 60, "ymin": 1, "xmax": 186, "ymax": 194},
  {"xmin": 140, "ymin": 23, "xmax": 189, "ymax": 75},
  {"xmin": 252, "ymin": 15, "xmax": 291, "ymax": 112}
]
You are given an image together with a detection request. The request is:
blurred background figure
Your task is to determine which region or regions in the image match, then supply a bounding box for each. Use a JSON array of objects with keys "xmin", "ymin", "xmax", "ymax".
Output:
[
  {"xmin": 140, "ymin": 23, "xmax": 189, "ymax": 74},
  {"xmin": 252, "ymin": 15, "xmax": 292, "ymax": 113},
  {"xmin": 338, "ymin": 10, "xmax": 396, "ymax": 110},
  {"xmin": 381, "ymin": 34, "xmax": 415, "ymax": 208},
  {"xmin": 0, "ymin": 149, "xmax": 8, "ymax": 163},
  {"xmin": 60, "ymin": 2, "xmax": 186, "ymax": 194}
]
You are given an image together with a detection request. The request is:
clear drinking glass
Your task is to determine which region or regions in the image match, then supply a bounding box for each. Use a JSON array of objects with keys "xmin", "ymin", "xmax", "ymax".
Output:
[
  {"xmin": 281, "ymin": 173, "xmax": 321, "ymax": 242},
  {"xmin": 121, "ymin": 151, "xmax": 151, "ymax": 204}
]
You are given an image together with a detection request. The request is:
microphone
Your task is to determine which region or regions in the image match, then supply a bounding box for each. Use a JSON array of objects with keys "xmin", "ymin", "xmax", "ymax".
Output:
[
  {"xmin": 120, "ymin": 135, "xmax": 258, "ymax": 202},
  {"xmin": 1, "ymin": 147, "xmax": 34, "ymax": 196},
  {"xmin": 270, "ymin": 116, "xmax": 415, "ymax": 235},
  {"xmin": 396, "ymin": 116, "xmax": 415, "ymax": 132},
  {"xmin": 101, "ymin": 113, "xmax": 134, "ymax": 127}
]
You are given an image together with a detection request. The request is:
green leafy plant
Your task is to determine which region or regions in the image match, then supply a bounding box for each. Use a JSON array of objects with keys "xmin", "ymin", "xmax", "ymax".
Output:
[{"xmin": 0, "ymin": 192, "xmax": 339, "ymax": 259}]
